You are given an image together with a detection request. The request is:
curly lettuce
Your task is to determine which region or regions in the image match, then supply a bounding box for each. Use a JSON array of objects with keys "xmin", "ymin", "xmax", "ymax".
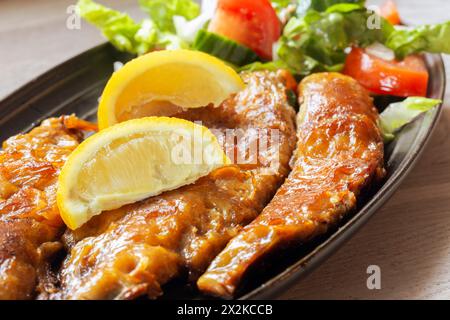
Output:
[
  {"xmin": 248, "ymin": 1, "xmax": 449, "ymax": 76},
  {"xmin": 274, "ymin": 4, "xmax": 393, "ymax": 75},
  {"xmin": 296, "ymin": 0, "xmax": 366, "ymax": 15},
  {"xmin": 386, "ymin": 22, "xmax": 450, "ymax": 59},
  {"xmin": 271, "ymin": 0, "xmax": 296, "ymax": 14},
  {"xmin": 138, "ymin": 0, "xmax": 200, "ymax": 32},
  {"xmin": 174, "ymin": 0, "xmax": 218, "ymax": 44},
  {"xmin": 77, "ymin": 0, "xmax": 199, "ymax": 55},
  {"xmin": 76, "ymin": 0, "xmax": 143, "ymax": 53}
]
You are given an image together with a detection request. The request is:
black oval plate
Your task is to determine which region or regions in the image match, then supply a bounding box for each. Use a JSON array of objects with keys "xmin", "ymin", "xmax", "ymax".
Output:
[{"xmin": 0, "ymin": 44, "xmax": 445, "ymax": 300}]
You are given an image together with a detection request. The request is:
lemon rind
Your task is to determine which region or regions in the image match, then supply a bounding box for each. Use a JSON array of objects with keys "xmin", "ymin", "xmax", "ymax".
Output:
[
  {"xmin": 57, "ymin": 116, "xmax": 230, "ymax": 230},
  {"xmin": 98, "ymin": 50, "xmax": 245, "ymax": 130}
]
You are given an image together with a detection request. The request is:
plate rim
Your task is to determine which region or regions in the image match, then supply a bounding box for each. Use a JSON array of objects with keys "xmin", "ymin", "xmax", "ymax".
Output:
[{"xmin": 0, "ymin": 44, "xmax": 446, "ymax": 301}]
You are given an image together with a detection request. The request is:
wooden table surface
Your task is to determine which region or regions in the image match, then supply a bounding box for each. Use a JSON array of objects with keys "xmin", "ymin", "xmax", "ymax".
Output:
[{"xmin": 0, "ymin": 0, "xmax": 449, "ymax": 300}]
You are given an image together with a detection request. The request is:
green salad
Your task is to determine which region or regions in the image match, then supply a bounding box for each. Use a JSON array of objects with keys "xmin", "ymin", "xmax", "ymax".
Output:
[{"xmin": 76, "ymin": 0, "xmax": 448, "ymax": 141}]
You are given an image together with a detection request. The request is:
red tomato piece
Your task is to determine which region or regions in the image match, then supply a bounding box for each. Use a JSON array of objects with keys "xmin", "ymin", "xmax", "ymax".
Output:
[
  {"xmin": 208, "ymin": 0, "xmax": 281, "ymax": 60},
  {"xmin": 343, "ymin": 47, "xmax": 429, "ymax": 97}
]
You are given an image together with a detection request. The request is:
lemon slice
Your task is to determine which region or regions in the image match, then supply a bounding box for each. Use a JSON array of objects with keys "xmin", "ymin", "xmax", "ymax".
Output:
[
  {"xmin": 97, "ymin": 50, "xmax": 245, "ymax": 130},
  {"xmin": 57, "ymin": 117, "xmax": 230, "ymax": 230}
]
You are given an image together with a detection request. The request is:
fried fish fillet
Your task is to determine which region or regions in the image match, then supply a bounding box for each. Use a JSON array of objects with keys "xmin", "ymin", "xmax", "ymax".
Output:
[
  {"xmin": 53, "ymin": 71, "xmax": 297, "ymax": 300},
  {"xmin": 0, "ymin": 116, "xmax": 96, "ymax": 300},
  {"xmin": 197, "ymin": 73, "xmax": 386, "ymax": 298}
]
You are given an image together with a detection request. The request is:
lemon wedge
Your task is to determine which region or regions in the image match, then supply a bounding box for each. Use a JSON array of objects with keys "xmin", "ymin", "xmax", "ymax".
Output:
[
  {"xmin": 57, "ymin": 117, "xmax": 230, "ymax": 230},
  {"xmin": 97, "ymin": 50, "xmax": 245, "ymax": 130}
]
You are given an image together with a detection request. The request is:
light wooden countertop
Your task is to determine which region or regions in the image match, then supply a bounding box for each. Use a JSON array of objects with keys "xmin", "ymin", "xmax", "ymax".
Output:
[{"xmin": 0, "ymin": 0, "xmax": 449, "ymax": 300}]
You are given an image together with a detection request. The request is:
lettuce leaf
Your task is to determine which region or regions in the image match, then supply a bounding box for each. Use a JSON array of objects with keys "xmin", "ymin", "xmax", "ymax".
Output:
[
  {"xmin": 271, "ymin": 0, "xmax": 294, "ymax": 11},
  {"xmin": 296, "ymin": 0, "xmax": 365, "ymax": 16},
  {"xmin": 270, "ymin": 0, "xmax": 298, "ymax": 24},
  {"xmin": 386, "ymin": 22, "xmax": 450, "ymax": 59},
  {"xmin": 174, "ymin": 0, "xmax": 217, "ymax": 44},
  {"xmin": 77, "ymin": 0, "xmax": 142, "ymax": 53},
  {"xmin": 274, "ymin": 5, "xmax": 393, "ymax": 75},
  {"xmin": 138, "ymin": 0, "xmax": 200, "ymax": 32},
  {"xmin": 239, "ymin": 60, "xmax": 290, "ymax": 72},
  {"xmin": 77, "ymin": 0, "xmax": 192, "ymax": 55},
  {"xmin": 379, "ymin": 97, "xmax": 442, "ymax": 142}
]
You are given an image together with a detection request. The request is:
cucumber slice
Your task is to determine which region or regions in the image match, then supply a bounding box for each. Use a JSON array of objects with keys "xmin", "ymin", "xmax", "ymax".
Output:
[{"xmin": 193, "ymin": 29, "xmax": 260, "ymax": 66}]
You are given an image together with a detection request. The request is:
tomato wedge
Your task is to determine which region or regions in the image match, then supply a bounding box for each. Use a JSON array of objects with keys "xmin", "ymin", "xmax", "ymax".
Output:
[
  {"xmin": 343, "ymin": 47, "xmax": 429, "ymax": 97},
  {"xmin": 208, "ymin": 0, "xmax": 281, "ymax": 60},
  {"xmin": 380, "ymin": 0, "xmax": 401, "ymax": 25}
]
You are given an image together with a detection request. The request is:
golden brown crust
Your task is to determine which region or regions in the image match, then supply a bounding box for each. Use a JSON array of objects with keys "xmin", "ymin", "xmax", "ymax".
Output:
[
  {"xmin": 54, "ymin": 71, "xmax": 298, "ymax": 300},
  {"xmin": 0, "ymin": 116, "xmax": 94, "ymax": 300},
  {"xmin": 197, "ymin": 73, "xmax": 385, "ymax": 298}
]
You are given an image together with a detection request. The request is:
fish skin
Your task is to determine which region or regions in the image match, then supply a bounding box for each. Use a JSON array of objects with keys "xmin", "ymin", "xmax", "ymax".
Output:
[
  {"xmin": 197, "ymin": 73, "xmax": 386, "ymax": 298},
  {"xmin": 0, "ymin": 116, "xmax": 95, "ymax": 300},
  {"xmin": 54, "ymin": 71, "xmax": 298, "ymax": 300}
]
